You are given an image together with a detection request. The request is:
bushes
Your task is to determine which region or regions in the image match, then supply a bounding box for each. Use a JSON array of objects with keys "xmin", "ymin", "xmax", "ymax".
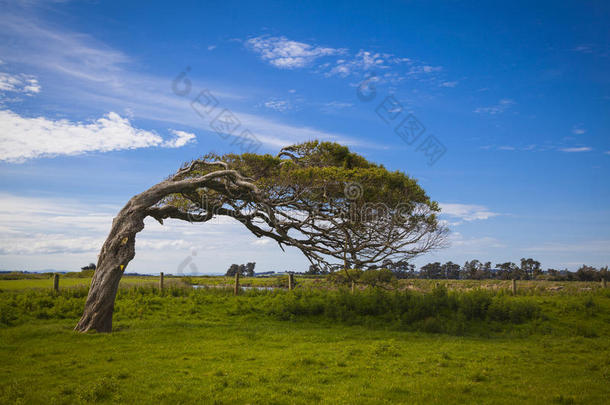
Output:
[
  {"xmin": 0, "ymin": 284, "xmax": 548, "ymax": 335},
  {"xmin": 243, "ymin": 285, "xmax": 541, "ymax": 333},
  {"xmin": 326, "ymin": 268, "xmax": 396, "ymax": 287}
]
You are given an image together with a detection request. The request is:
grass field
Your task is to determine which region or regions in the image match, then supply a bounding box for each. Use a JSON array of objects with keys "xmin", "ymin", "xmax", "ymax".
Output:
[
  {"xmin": 1, "ymin": 279, "xmax": 609, "ymax": 404},
  {"xmin": 0, "ymin": 276, "xmax": 163, "ymax": 291}
]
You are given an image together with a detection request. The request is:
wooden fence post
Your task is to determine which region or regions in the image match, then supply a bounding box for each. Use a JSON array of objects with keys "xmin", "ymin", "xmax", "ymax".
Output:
[
  {"xmin": 53, "ymin": 273, "xmax": 59, "ymax": 292},
  {"xmin": 602, "ymin": 278, "xmax": 607, "ymax": 289},
  {"xmin": 159, "ymin": 272, "xmax": 164, "ymax": 292},
  {"xmin": 288, "ymin": 273, "xmax": 294, "ymax": 291},
  {"xmin": 234, "ymin": 272, "xmax": 240, "ymax": 295},
  {"xmin": 511, "ymin": 279, "xmax": 517, "ymax": 295},
  {"xmin": 351, "ymin": 280, "xmax": 355, "ymax": 294}
]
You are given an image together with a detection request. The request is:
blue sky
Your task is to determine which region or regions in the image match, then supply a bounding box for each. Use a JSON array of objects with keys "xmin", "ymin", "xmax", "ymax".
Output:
[{"xmin": 0, "ymin": 0, "xmax": 608, "ymax": 274}]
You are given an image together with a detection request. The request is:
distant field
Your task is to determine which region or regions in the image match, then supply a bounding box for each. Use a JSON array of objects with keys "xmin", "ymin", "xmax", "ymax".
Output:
[
  {"xmin": 1, "ymin": 274, "xmax": 604, "ymax": 294},
  {"xmin": 0, "ymin": 275, "xmax": 163, "ymax": 291},
  {"xmin": 1, "ymin": 279, "xmax": 608, "ymax": 404}
]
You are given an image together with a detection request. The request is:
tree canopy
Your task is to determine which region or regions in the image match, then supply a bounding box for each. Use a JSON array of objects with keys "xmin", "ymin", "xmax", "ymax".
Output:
[
  {"xmin": 76, "ymin": 141, "xmax": 446, "ymax": 332},
  {"xmin": 158, "ymin": 141, "xmax": 446, "ymax": 269}
]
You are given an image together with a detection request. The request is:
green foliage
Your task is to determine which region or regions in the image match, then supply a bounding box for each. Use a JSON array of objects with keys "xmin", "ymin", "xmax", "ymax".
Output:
[
  {"xmin": 173, "ymin": 140, "xmax": 440, "ymax": 222},
  {"xmin": 327, "ymin": 268, "xmax": 396, "ymax": 287},
  {"xmin": 326, "ymin": 269, "xmax": 363, "ymax": 284},
  {"xmin": 360, "ymin": 268, "xmax": 396, "ymax": 286}
]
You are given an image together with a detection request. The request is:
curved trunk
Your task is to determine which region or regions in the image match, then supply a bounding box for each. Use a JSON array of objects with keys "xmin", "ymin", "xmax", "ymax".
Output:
[
  {"xmin": 73, "ymin": 168, "xmax": 244, "ymax": 333},
  {"xmin": 75, "ymin": 198, "xmax": 147, "ymax": 333}
]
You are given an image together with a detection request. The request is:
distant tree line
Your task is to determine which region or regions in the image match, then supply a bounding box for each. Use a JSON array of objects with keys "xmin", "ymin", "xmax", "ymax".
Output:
[
  {"xmin": 299, "ymin": 258, "xmax": 608, "ymax": 281},
  {"xmin": 375, "ymin": 258, "xmax": 608, "ymax": 281}
]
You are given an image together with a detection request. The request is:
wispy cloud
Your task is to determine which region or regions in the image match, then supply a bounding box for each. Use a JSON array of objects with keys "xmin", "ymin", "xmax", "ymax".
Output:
[
  {"xmin": 447, "ymin": 232, "xmax": 506, "ymax": 252},
  {"xmin": 325, "ymin": 50, "xmax": 446, "ymax": 86},
  {"xmin": 244, "ymin": 35, "xmax": 450, "ymax": 88},
  {"xmin": 0, "ymin": 13, "xmax": 129, "ymax": 84},
  {"xmin": 228, "ymin": 110, "xmax": 384, "ymax": 150},
  {"xmin": 0, "ymin": 110, "xmax": 196, "ymax": 162},
  {"xmin": 474, "ymin": 99, "xmax": 515, "ymax": 115},
  {"xmin": 0, "ymin": 193, "xmax": 308, "ymax": 273},
  {"xmin": 481, "ymin": 143, "xmax": 602, "ymax": 154},
  {"xmin": 439, "ymin": 203, "xmax": 499, "ymax": 224},
  {"xmin": 0, "ymin": 16, "xmax": 384, "ymax": 154},
  {"xmin": 570, "ymin": 44, "xmax": 609, "ymax": 58},
  {"xmin": 573, "ymin": 44, "xmax": 594, "ymax": 54},
  {"xmin": 263, "ymin": 99, "xmax": 291, "ymax": 112},
  {"xmin": 571, "ymin": 124, "xmax": 586, "ymax": 135},
  {"xmin": 0, "ymin": 71, "xmax": 40, "ymax": 94},
  {"xmin": 321, "ymin": 101, "xmax": 354, "ymax": 113},
  {"xmin": 559, "ymin": 146, "xmax": 592, "ymax": 152},
  {"xmin": 440, "ymin": 81, "xmax": 458, "ymax": 88},
  {"xmin": 246, "ymin": 35, "xmax": 345, "ymax": 69},
  {"xmin": 523, "ymin": 240, "xmax": 610, "ymax": 253},
  {"xmin": 326, "ymin": 50, "xmax": 406, "ymax": 78}
]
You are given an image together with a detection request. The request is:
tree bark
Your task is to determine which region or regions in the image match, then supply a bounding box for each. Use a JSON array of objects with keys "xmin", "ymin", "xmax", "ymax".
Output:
[{"xmin": 75, "ymin": 196, "xmax": 148, "ymax": 332}]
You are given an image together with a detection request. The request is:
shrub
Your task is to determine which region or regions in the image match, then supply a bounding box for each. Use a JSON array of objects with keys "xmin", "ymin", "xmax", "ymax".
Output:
[{"xmin": 0, "ymin": 283, "xmax": 544, "ymax": 336}]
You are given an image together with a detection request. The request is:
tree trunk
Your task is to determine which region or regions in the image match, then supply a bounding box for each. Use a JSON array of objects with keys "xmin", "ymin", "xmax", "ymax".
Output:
[
  {"xmin": 75, "ymin": 198, "xmax": 147, "ymax": 333},
  {"xmin": 73, "ymin": 164, "xmax": 256, "ymax": 333}
]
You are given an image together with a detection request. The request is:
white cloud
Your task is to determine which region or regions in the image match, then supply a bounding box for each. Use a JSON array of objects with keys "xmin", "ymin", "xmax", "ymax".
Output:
[
  {"xmin": 0, "ymin": 72, "xmax": 40, "ymax": 94},
  {"xmin": 449, "ymin": 232, "xmax": 506, "ymax": 251},
  {"xmin": 0, "ymin": 193, "xmax": 194, "ymax": 257},
  {"xmin": 440, "ymin": 81, "xmax": 458, "ymax": 88},
  {"xmin": 0, "ymin": 193, "xmax": 310, "ymax": 273},
  {"xmin": 164, "ymin": 129, "xmax": 197, "ymax": 148},
  {"xmin": 559, "ymin": 146, "xmax": 592, "ymax": 152},
  {"xmin": 328, "ymin": 50, "xmax": 389, "ymax": 77},
  {"xmin": 207, "ymin": 45, "xmax": 216, "ymax": 51},
  {"xmin": 263, "ymin": 99, "xmax": 291, "ymax": 112},
  {"xmin": 605, "ymin": 151, "xmax": 610, "ymax": 155},
  {"xmin": 325, "ymin": 101, "xmax": 353, "ymax": 108},
  {"xmin": 244, "ymin": 35, "xmax": 450, "ymax": 87},
  {"xmin": 571, "ymin": 124, "xmax": 586, "ymax": 135},
  {"xmin": 422, "ymin": 65, "xmax": 442, "ymax": 73},
  {"xmin": 0, "ymin": 18, "xmax": 383, "ymax": 157},
  {"xmin": 482, "ymin": 143, "xmax": 601, "ymax": 154},
  {"xmin": 321, "ymin": 101, "xmax": 354, "ymax": 113},
  {"xmin": 231, "ymin": 110, "xmax": 384, "ymax": 150},
  {"xmin": 325, "ymin": 50, "xmax": 439, "ymax": 86},
  {"xmin": 0, "ymin": 110, "xmax": 195, "ymax": 162},
  {"xmin": 246, "ymin": 36, "xmax": 344, "ymax": 69},
  {"xmin": 252, "ymin": 239, "xmax": 271, "ymax": 246},
  {"xmin": 440, "ymin": 203, "xmax": 499, "ymax": 222},
  {"xmin": 474, "ymin": 99, "xmax": 515, "ymax": 115}
]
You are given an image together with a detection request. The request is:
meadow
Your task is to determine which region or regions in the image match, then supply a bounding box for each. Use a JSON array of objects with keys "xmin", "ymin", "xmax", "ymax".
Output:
[{"xmin": 0, "ymin": 276, "xmax": 609, "ymax": 404}]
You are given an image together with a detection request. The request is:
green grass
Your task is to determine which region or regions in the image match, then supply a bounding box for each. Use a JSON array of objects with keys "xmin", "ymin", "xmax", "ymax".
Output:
[
  {"xmin": 1, "ymin": 282, "xmax": 609, "ymax": 404},
  {"xmin": 0, "ymin": 276, "xmax": 170, "ymax": 291}
]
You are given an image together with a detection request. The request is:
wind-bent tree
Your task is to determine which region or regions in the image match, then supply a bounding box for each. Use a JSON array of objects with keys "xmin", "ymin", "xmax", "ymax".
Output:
[{"xmin": 76, "ymin": 141, "xmax": 446, "ymax": 332}]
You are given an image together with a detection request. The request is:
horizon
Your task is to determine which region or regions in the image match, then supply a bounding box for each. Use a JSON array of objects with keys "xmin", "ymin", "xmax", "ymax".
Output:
[{"xmin": 1, "ymin": 0, "xmax": 609, "ymax": 274}]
